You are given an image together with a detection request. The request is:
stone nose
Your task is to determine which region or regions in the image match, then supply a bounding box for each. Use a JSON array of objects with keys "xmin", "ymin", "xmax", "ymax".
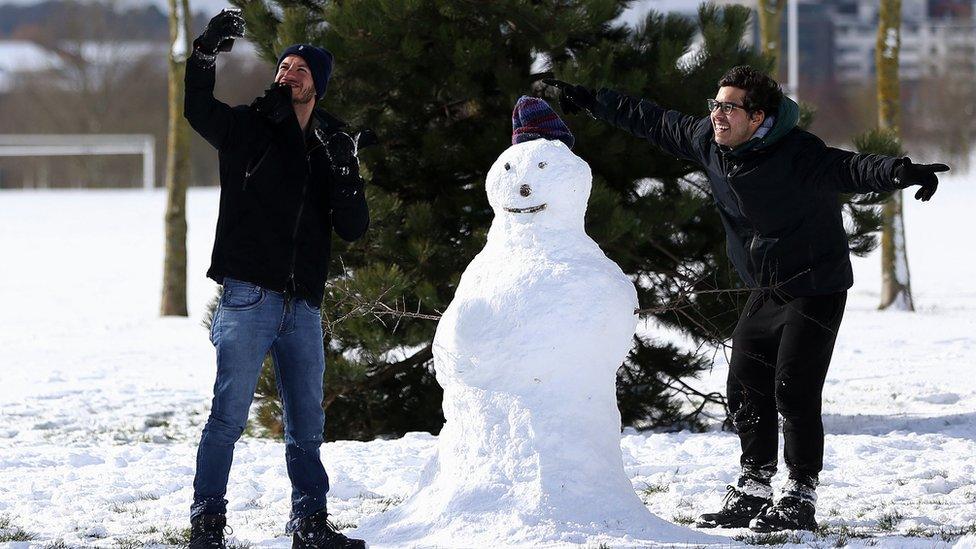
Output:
[{"xmin": 519, "ymin": 184, "xmax": 531, "ymax": 197}]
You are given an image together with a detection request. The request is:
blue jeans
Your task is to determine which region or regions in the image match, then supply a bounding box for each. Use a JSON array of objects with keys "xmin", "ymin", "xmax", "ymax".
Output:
[{"xmin": 191, "ymin": 277, "xmax": 329, "ymax": 529}]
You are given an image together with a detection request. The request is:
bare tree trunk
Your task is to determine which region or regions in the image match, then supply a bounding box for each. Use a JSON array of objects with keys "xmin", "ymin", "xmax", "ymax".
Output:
[
  {"xmin": 161, "ymin": 0, "xmax": 192, "ymax": 317},
  {"xmin": 876, "ymin": 0, "xmax": 913, "ymax": 311},
  {"xmin": 757, "ymin": 0, "xmax": 786, "ymax": 72}
]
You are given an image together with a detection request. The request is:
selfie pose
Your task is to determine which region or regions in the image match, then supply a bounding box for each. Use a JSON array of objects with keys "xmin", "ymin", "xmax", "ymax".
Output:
[
  {"xmin": 184, "ymin": 10, "xmax": 368, "ymax": 549},
  {"xmin": 547, "ymin": 67, "xmax": 948, "ymax": 532}
]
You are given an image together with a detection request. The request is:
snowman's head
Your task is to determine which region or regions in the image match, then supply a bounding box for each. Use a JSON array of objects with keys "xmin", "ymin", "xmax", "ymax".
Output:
[{"xmin": 486, "ymin": 139, "xmax": 591, "ymax": 231}]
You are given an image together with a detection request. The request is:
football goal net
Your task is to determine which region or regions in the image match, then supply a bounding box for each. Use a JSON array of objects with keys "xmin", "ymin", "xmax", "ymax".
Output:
[{"xmin": 0, "ymin": 134, "xmax": 155, "ymax": 190}]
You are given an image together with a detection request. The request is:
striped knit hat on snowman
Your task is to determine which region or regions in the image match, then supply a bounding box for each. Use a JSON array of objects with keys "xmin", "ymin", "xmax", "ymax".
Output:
[{"xmin": 511, "ymin": 96, "xmax": 575, "ymax": 149}]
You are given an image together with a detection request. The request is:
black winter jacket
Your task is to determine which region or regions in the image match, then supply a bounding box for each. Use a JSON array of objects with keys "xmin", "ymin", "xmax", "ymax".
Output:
[
  {"xmin": 594, "ymin": 89, "xmax": 904, "ymax": 297},
  {"xmin": 184, "ymin": 53, "xmax": 369, "ymax": 304}
]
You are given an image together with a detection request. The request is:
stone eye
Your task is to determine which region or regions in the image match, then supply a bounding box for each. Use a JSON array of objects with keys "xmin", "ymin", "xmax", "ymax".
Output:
[
  {"xmin": 538, "ymin": 161, "xmax": 547, "ymax": 169},
  {"xmin": 504, "ymin": 162, "xmax": 511, "ymax": 171}
]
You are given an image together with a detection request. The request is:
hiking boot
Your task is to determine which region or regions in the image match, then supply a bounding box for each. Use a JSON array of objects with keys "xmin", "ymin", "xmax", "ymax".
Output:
[
  {"xmin": 189, "ymin": 514, "xmax": 227, "ymax": 549},
  {"xmin": 292, "ymin": 509, "xmax": 366, "ymax": 549},
  {"xmin": 749, "ymin": 495, "xmax": 818, "ymax": 532},
  {"xmin": 750, "ymin": 477, "xmax": 818, "ymax": 532},
  {"xmin": 696, "ymin": 476, "xmax": 773, "ymax": 528}
]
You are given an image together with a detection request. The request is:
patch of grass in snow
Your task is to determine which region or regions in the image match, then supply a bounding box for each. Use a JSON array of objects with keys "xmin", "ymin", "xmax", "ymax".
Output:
[
  {"xmin": 875, "ymin": 509, "xmax": 904, "ymax": 532},
  {"xmin": 378, "ymin": 496, "xmax": 405, "ymax": 512},
  {"xmin": 903, "ymin": 523, "xmax": 976, "ymax": 543},
  {"xmin": 819, "ymin": 526, "xmax": 855, "ymax": 547},
  {"xmin": 228, "ymin": 542, "xmax": 252, "ymax": 549},
  {"xmin": 0, "ymin": 528, "xmax": 38, "ymax": 542},
  {"xmin": 639, "ymin": 481, "xmax": 670, "ymax": 500},
  {"xmin": 816, "ymin": 523, "xmax": 872, "ymax": 540},
  {"xmin": 671, "ymin": 512, "xmax": 697, "ymax": 525},
  {"xmin": 156, "ymin": 526, "xmax": 192, "ymax": 546},
  {"xmin": 41, "ymin": 539, "xmax": 69, "ymax": 549},
  {"xmin": 114, "ymin": 537, "xmax": 145, "ymax": 549},
  {"xmin": 0, "ymin": 515, "xmax": 9, "ymax": 528},
  {"xmin": 733, "ymin": 532, "xmax": 800, "ymax": 545},
  {"xmin": 904, "ymin": 525, "xmax": 931, "ymax": 538}
]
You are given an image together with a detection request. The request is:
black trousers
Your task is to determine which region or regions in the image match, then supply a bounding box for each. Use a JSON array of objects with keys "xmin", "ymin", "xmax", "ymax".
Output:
[{"xmin": 727, "ymin": 290, "xmax": 847, "ymax": 482}]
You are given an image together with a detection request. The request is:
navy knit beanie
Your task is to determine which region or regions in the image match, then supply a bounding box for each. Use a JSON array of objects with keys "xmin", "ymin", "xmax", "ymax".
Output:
[
  {"xmin": 277, "ymin": 44, "xmax": 333, "ymax": 100},
  {"xmin": 512, "ymin": 95, "xmax": 574, "ymax": 149}
]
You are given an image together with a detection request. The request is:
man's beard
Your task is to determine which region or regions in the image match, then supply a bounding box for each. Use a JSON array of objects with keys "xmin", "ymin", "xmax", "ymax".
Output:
[{"xmin": 292, "ymin": 86, "xmax": 315, "ymax": 105}]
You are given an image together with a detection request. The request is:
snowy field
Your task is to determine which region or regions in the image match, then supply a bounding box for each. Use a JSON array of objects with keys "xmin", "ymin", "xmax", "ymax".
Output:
[{"xmin": 0, "ymin": 171, "xmax": 974, "ymax": 547}]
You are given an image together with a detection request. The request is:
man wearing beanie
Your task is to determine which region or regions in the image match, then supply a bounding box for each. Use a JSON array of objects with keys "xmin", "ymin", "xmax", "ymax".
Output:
[
  {"xmin": 546, "ymin": 68, "xmax": 949, "ymax": 533},
  {"xmin": 183, "ymin": 10, "xmax": 367, "ymax": 549}
]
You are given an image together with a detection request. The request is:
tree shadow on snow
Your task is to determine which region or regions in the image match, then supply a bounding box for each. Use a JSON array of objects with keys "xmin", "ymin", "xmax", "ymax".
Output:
[{"xmin": 822, "ymin": 411, "xmax": 976, "ymax": 439}]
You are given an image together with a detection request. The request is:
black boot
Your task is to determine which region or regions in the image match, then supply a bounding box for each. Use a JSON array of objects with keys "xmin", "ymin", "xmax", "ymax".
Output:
[
  {"xmin": 749, "ymin": 478, "xmax": 818, "ymax": 532},
  {"xmin": 188, "ymin": 514, "xmax": 227, "ymax": 549},
  {"xmin": 696, "ymin": 476, "xmax": 773, "ymax": 529},
  {"xmin": 292, "ymin": 509, "xmax": 366, "ymax": 549}
]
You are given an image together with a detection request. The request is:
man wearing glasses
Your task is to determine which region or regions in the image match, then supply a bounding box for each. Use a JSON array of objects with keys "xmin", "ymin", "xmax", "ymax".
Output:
[{"xmin": 545, "ymin": 66, "xmax": 947, "ymax": 532}]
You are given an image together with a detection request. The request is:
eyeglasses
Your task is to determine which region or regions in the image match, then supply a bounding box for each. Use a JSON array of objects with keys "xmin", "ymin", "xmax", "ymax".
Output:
[{"xmin": 707, "ymin": 99, "xmax": 747, "ymax": 115}]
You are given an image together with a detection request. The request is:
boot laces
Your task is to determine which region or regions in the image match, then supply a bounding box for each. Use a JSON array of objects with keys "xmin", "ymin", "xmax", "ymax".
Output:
[
  {"xmin": 296, "ymin": 512, "xmax": 345, "ymax": 542},
  {"xmin": 193, "ymin": 518, "xmax": 229, "ymax": 548},
  {"xmin": 767, "ymin": 496, "xmax": 806, "ymax": 520}
]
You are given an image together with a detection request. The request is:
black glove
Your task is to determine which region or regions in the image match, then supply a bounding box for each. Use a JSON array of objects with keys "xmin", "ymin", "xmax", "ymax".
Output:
[
  {"xmin": 326, "ymin": 131, "xmax": 360, "ymax": 177},
  {"xmin": 251, "ymin": 82, "xmax": 293, "ymax": 124},
  {"xmin": 194, "ymin": 9, "xmax": 245, "ymax": 56},
  {"xmin": 543, "ymin": 79, "xmax": 597, "ymax": 116},
  {"xmin": 894, "ymin": 159, "xmax": 949, "ymax": 201},
  {"xmin": 325, "ymin": 131, "xmax": 363, "ymax": 201}
]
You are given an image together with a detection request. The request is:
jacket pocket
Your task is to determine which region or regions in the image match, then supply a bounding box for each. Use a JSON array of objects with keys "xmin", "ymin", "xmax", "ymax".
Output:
[
  {"xmin": 243, "ymin": 142, "xmax": 273, "ymax": 190},
  {"xmin": 748, "ymin": 234, "xmax": 780, "ymax": 285}
]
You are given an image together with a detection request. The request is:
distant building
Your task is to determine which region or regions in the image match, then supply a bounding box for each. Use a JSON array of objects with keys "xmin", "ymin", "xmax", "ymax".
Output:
[
  {"xmin": 711, "ymin": 0, "xmax": 976, "ymax": 85},
  {"xmin": 0, "ymin": 40, "xmax": 65, "ymax": 93}
]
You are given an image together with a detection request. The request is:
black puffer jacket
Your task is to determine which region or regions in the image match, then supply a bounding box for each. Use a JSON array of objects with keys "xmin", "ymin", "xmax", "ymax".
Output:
[
  {"xmin": 184, "ymin": 53, "xmax": 369, "ymax": 304},
  {"xmin": 594, "ymin": 89, "xmax": 904, "ymax": 297}
]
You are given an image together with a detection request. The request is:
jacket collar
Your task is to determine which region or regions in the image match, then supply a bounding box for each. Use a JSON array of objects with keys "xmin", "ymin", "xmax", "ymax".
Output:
[{"xmin": 724, "ymin": 95, "xmax": 800, "ymax": 158}]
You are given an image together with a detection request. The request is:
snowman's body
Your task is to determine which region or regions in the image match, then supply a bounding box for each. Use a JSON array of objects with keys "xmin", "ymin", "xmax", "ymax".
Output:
[{"xmin": 355, "ymin": 136, "xmax": 715, "ymax": 547}]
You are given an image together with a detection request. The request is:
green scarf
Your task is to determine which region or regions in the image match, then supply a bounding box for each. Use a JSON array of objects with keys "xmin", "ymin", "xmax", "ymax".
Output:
[{"xmin": 729, "ymin": 95, "xmax": 800, "ymax": 157}]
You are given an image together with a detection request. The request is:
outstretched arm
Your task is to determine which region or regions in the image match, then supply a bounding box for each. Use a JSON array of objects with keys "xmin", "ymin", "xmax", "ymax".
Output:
[
  {"xmin": 593, "ymin": 88, "xmax": 708, "ymax": 163},
  {"xmin": 544, "ymin": 79, "xmax": 708, "ymax": 163},
  {"xmin": 183, "ymin": 10, "xmax": 246, "ymax": 152},
  {"xmin": 798, "ymin": 136, "xmax": 948, "ymax": 200}
]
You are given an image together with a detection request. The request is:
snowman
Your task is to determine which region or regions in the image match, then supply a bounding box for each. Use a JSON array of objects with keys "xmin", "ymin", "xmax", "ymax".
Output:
[{"xmin": 354, "ymin": 97, "xmax": 717, "ymax": 547}]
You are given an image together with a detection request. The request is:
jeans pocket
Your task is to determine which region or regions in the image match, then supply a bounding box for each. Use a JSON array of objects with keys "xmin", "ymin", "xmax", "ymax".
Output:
[
  {"xmin": 299, "ymin": 298, "xmax": 322, "ymax": 315},
  {"xmin": 221, "ymin": 278, "xmax": 265, "ymax": 310}
]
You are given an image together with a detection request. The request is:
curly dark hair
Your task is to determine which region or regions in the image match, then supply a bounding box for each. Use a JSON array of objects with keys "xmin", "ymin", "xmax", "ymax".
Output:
[{"xmin": 718, "ymin": 65, "xmax": 783, "ymax": 117}]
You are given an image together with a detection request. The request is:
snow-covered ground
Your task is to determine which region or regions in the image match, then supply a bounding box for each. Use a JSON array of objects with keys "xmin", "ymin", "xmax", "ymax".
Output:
[{"xmin": 0, "ymin": 170, "xmax": 973, "ymax": 547}]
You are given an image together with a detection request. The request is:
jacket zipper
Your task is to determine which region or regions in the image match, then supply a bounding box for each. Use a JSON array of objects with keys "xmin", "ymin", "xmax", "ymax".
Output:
[
  {"xmin": 243, "ymin": 142, "xmax": 273, "ymax": 190},
  {"xmin": 286, "ymin": 140, "xmax": 322, "ymax": 297},
  {"xmin": 724, "ymin": 153, "xmax": 762, "ymax": 280}
]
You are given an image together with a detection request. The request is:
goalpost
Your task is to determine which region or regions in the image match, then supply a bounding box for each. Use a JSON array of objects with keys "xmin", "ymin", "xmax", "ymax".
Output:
[{"xmin": 0, "ymin": 134, "xmax": 156, "ymax": 190}]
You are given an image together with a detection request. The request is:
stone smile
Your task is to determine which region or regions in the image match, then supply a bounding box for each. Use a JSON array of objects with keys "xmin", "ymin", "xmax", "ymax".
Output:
[{"xmin": 503, "ymin": 204, "xmax": 547, "ymax": 214}]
